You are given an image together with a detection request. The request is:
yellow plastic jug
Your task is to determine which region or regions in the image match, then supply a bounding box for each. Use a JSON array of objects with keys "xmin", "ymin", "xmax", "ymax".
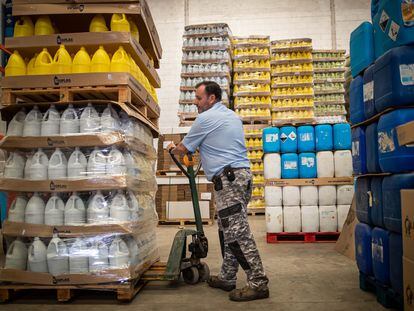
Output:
[
  {"xmin": 14, "ymin": 16, "xmax": 34, "ymax": 37},
  {"xmin": 34, "ymin": 48, "xmax": 53, "ymax": 75},
  {"xmin": 89, "ymin": 14, "xmax": 108, "ymax": 32},
  {"xmin": 5, "ymin": 51, "xmax": 26, "ymax": 77},
  {"xmin": 34, "ymin": 16, "xmax": 54, "ymax": 36},
  {"xmin": 72, "ymin": 47, "xmax": 91, "ymax": 73},
  {"xmin": 127, "ymin": 53, "xmax": 139, "ymax": 79},
  {"xmin": 91, "ymin": 46, "xmax": 110, "ymax": 73},
  {"xmin": 110, "ymin": 14, "xmax": 130, "ymax": 32},
  {"xmin": 128, "ymin": 18, "xmax": 139, "ymax": 42},
  {"xmin": 53, "ymin": 45, "xmax": 72, "ymax": 74},
  {"xmin": 110, "ymin": 46, "xmax": 130, "ymax": 73},
  {"xmin": 27, "ymin": 53, "xmax": 38, "ymax": 75}
]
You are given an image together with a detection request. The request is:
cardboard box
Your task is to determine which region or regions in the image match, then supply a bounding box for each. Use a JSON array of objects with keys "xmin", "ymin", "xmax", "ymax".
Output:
[
  {"xmin": 402, "ymin": 190, "xmax": 414, "ymax": 261},
  {"xmin": 404, "ymin": 256, "xmax": 414, "ymax": 311},
  {"xmin": 167, "ymin": 201, "xmax": 210, "ymax": 220},
  {"xmin": 335, "ymin": 198, "xmax": 357, "ymax": 260}
]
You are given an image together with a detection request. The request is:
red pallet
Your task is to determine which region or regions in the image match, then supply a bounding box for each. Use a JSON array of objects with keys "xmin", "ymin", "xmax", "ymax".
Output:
[{"xmin": 267, "ymin": 232, "xmax": 340, "ymax": 243}]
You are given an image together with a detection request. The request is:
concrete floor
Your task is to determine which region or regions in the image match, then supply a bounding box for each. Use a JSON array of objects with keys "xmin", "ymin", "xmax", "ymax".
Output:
[{"xmin": 3, "ymin": 216, "xmax": 385, "ymax": 310}]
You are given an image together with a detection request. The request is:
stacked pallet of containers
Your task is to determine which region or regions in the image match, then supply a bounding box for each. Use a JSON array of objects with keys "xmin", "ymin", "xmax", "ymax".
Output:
[
  {"xmin": 179, "ymin": 23, "xmax": 232, "ymax": 126},
  {"xmin": 0, "ymin": 0, "xmax": 161, "ymax": 298},
  {"xmin": 232, "ymin": 36, "xmax": 271, "ymax": 214}
]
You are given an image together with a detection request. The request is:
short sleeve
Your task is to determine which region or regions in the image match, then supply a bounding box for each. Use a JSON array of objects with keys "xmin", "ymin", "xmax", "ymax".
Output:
[{"xmin": 181, "ymin": 116, "xmax": 208, "ymax": 153}]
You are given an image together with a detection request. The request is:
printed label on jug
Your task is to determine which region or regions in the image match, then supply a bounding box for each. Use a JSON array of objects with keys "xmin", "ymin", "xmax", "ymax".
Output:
[
  {"xmin": 400, "ymin": 64, "xmax": 414, "ymax": 85},
  {"xmin": 301, "ymin": 157, "xmax": 315, "ymax": 167},
  {"xmin": 388, "ymin": 20, "xmax": 400, "ymax": 41},
  {"xmin": 288, "ymin": 131, "xmax": 297, "ymax": 141},
  {"xmin": 280, "ymin": 133, "xmax": 288, "ymax": 143},
  {"xmin": 284, "ymin": 161, "xmax": 297, "ymax": 170},
  {"xmin": 300, "ymin": 133, "xmax": 312, "ymax": 142},
  {"xmin": 402, "ymin": 2, "xmax": 414, "ymax": 26},
  {"xmin": 379, "ymin": 10, "xmax": 390, "ymax": 32},
  {"xmin": 363, "ymin": 81, "xmax": 374, "ymax": 102},
  {"xmin": 378, "ymin": 130, "xmax": 395, "ymax": 154},
  {"xmin": 265, "ymin": 133, "xmax": 278, "ymax": 143}
]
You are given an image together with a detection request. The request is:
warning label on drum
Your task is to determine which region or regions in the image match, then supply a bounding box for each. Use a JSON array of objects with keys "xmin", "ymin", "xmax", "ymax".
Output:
[
  {"xmin": 379, "ymin": 10, "xmax": 390, "ymax": 32},
  {"xmin": 400, "ymin": 64, "xmax": 414, "ymax": 86},
  {"xmin": 388, "ymin": 20, "xmax": 400, "ymax": 41}
]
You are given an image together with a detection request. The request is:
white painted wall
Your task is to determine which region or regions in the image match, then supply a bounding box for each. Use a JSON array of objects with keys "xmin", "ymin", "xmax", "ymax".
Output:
[{"xmin": 147, "ymin": 0, "xmax": 371, "ymax": 128}]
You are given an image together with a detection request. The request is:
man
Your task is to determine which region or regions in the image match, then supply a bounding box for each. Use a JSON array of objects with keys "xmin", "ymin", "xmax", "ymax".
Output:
[{"xmin": 168, "ymin": 81, "xmax": 269, "ymax": 302}]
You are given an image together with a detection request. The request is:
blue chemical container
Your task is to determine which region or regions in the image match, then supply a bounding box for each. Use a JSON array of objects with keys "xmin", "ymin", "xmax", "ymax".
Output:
[
  {"xmin": 352, "ymin": 126, "xmax": 367, "ymax": 175},
  {"xmin": 356, "ymin": 176, "xmax": 372, "ymax": 225},
  {"xmin": 262, "ymin": 127, "xmax": 280, "ymax": 153},
  {"xmin": 366, "ymin": 122, "xmax": 381, "ymax": 173},
  {"xmin": 280, "ymin": 126, "xmax": 297, "ymax": 153},
  {"xmin": 350, "ymin": 75, "xmax": 365, "ymax": 125},
  {"xmin": 378, "ymin": 109, "xmax": 414, "ymax": 173},
  {"xmin": 389, "ymin": 233, "xmax": 403, "ymax": 296},
  {"xmin": 333, "ymin": 123, "xmax": 351, "ymax": 150},
  {"xmin": 371, "ymin": 177, "xmax": 384, "ymax": 228},
  {"xmin": 355, "ymin": 223, "xmax": 373, "ymax": 276},
  {"xmin": 315, "ymin": 124, "xmax": 333, "ymax": 151},
  {"xmin": 281, "ymin": 153, "xmax": 299, "ymax": 179},
  {"xmin": 297, "ymin": 126, "xmax": 315, "ymax": 152},
  {"xmin": 372, "ymin": 227, "xmax": 390, "ymax": 285},
  {"xmin": 383, "ymin": 173, "xmax": 414, "ymax": 233},
  {"xmin": 363, "ymin": 64, "xmax": 376, "ymax": 119},
  {"xmin": 374, "ymin": 46, "xmax": 414, "ymax": 113},
  {"xmin": 350, "ymin": 22, "xmax": 375, "ymax": 78},
  {"xmin": 298, "ymin": 153, "xmax": 317, "ymax": 178}
]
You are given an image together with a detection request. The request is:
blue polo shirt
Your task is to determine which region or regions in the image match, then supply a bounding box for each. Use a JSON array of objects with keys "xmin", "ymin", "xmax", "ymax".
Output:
[{"xmin": 182, "ymin": 102, "xmax": 250, "ymax": 181}]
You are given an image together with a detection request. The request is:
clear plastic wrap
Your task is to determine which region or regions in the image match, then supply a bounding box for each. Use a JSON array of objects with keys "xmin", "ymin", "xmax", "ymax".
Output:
[
  {"xmin": 272, "ymin": 98, "xmax": 314, "ymax": 109},
  {"xmin": 179, "ymin": 90, "xmax": 229, "ymax": 103},
  {"xmin": 184, "ymin": 23, "xmax": 231, "ymax": 36},
  {"xmin": 313, "ymin": 51, "xmax": 346, "ymax": 59},
  {"xmin": 233, "ymin": 47, "xmax": 270, "ymax": 57},
  {"xmin": 183, "ymin": 37, "xmax": 231, "ymax": 48},
  {"xmin": 271, "ymin": 63, "xmax": 313, "ymax": 74},
  {"xmin": 271, "ymin": 38, "xmax": 312, "ymax": 49},
  {"xmin": 234, "ymin": 71, "xmax": 270, "ymax": 83},
  {"xmin": 314, "ymin": 82, "xmax": 345, "ymax": 93},
  {"xmin": 313, "ymin": 61, "xmax": 346, "ymax": 70},
  {"xmin": 272, "ymin": 75, "xmax": 313, "ymax": 85},
  {"xmin": 232, "ymin": 36, "xmax": 270, "ymax": 46},
  {"xmin": 180, "ymin": 76, "xmax": 229, "ymax": 88},
  {"xmin": 234, "ymin": 96, "xmax": 271, "ymax": 107},
  {"xmin": 314, "ymin": 72, "xmax": 345, "ymax": 81},
  {"xmin": 233, "ymin": 59, "xmax": 270, "ymax": 70},
  {"xmin": 235, "ymin": 108, "xmax": 271, "ymax": 118},
  {"xmin": 315, "ymin": 94, "xmax": 345, "ymax": 104},
  {"xmin": 182, "ymin": 50, "xmax": 230, "ymax": 62},
  {"xmin": 271, "ymin": 110, "xmax": 315, "ymax": 120},
  {"xmin": 181, "ymin": 63, "xmax": 230, "ymax": 74},
  {"xmin": 271, "ymin": 86, "xmax": 313, "ymax": 97},
  {"xmin": 271, "ymin": 51, "xmax": 312, "ymax": 61}
]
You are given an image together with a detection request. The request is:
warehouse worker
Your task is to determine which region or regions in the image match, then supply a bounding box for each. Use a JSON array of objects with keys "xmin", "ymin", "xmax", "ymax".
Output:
[{"xmin": 168, "ymin": 81, "xmax": 269, "ymax": 302}]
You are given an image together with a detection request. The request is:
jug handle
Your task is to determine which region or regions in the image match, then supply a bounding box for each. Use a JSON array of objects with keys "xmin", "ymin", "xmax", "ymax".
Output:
[
  {"xmin": 7, "ymin": 243, "xmax": 15, "ymax": 255},
  {"xmin": 41, "ymin": 52, "xmax": 53, "ymax": 64}
]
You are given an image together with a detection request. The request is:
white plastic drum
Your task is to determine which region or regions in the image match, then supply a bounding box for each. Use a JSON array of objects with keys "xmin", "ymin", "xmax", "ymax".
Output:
[
  {"xmin": 264, "ymin": 153, "xmax": 281, "ymax": 180},
  {"xmin": 334, "ymin": 150, "xmax": 353, "ymax": 177},
  {"xmin": 316, "ymin": 151, "xmax": 334, "ymax": 177},
  {"xmin": 300, "ymin": 186, "xmax": 318, "ymax": 206},
  {"xmin": 264, "ymin": 186, "xmax": 282, "ymax": 206},
  {"xmin": 283, "ymin": 206, "xmax": 301, "ymax": 232},
  {"xmin": 282, "ymin": 186, "xmax": 300, "ymax": 206},
  {"xmin": 301, "ymin": 205, "xmax": 319, "ymax": 232},
  {"xmin": 337, "ymin": 185, "xmax": 354, "ymax": 205},
  {"xmin": 319, "ymin": 205, "xmax": 338, "ymax": 232},
  {"xmin": 265, "ymin": 206, "xmax": 283, "ymax": 233},
  {"xmin": 318, "ymin": 186, "xmax": 337, "ymax": 206},
  {"xmin": 337, "ymin": 204, "xmax": 351, "ymax": 232}
]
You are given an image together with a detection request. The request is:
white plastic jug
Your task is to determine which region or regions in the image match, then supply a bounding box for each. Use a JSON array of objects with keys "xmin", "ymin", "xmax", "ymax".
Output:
[
  {"xmin": 334, "ymin": 150, "xmax": 353, "ymax": 177},
  {"xmin": 264, "ymin": 153, "xmax": 281, "ymax": 179},
  {"xmin": 337, "ymin": 204, "xmax": 351, "ymax": 232},
  {"xmin": 301, "ymin": 205, "xmax": 319, "ymax": 232},
  {"xmin": 28, "ymin": 237, "xmax": 48, "ymax": 273},
  {"xmin": 282, "ymin": 186, "xmax": 300, "ymax": 206},
  {"xmin": 300, "ymin": 186, "xmax": 318, "ymax": 206},
  {"xmin": 316, "ymin": 151, "xmax": 334, "ymax": 178},
  {"xmin": 25, "ymin": 192, "xmax": 45, "ymax": 224},
  {"xmin": 8, "ymin": 195, "xmax": 27, "ymax": 222},
  {"xmin": 88, "ymin": 240, "xmax": 109, "ymax": 272},
  {"xmin": 124, "ymin": 150, "xmax": 137, "ymax": 177},
  {"xmin": 44, "ymin": 194, "xmax": 65, "ymax": 226},
  {"xmin": 80, "ymin": 103, "xmax": 100, "ymax": 133},
  {"xmin": 5, "ymin": 239, "xmax": 28, "ymax": 270},
  {"xmin": 337, "ymin": 185, "xmax": 354, "ymax": 205},
  {"xmin": 101, "ymin": 104, "xmax": 120, "ymax": 132},
  {"xmin": 47, "ymin": 233, "xmax": 69, "ymax": 276},
  {"xmin": 64, "ymin": 192, "xmax": 86, "ymax": 225},
  {"xmin": 109, "ymin": 236, "xmax": 130, "ymax": 269},
  {"xmin": 283, "ymin": 206, "xmax": 301, "ymax": 233},
  {"xmin": 119, "ymin": 112, "xmax": 134, "ymax": 137},
  {"xmin": 60, "ymin": 104, "xmax": 80, "ymax": 135},
  {"xmin": 106, "ymin": 147, "xmax": 126, "ymax": 176},
  {"xmin": 48, "ymin": 148, "xmax": 67, "ymax": 179},
  {"xmin": 29, "ymin": 148, "xmax": 49, "ymax": 180},
  {"xmin": 87, "ymin": 147, "xmax": 107, "ymax": 176},
  {"xmin": 67, "ymin": 147, "xmax": 87, "ymax": 179},
  {"xmin": 23, "ymin": 105, "xmax": 42, "ymax": 136},
  {"xmin": 87, "ymin": 190, "xmax": 109, "ymax": 224},
  {"xmin": 318, "ymin": 186, "xmax": 337, "ymax": 206},
  {"xmin": 126, "ymin": 189, "xmax": 139, "ymax": 221},
  {"xmin": 24, "ymin": 152, "xmax": 33, "ymax": 179},
  {"xmin": 7, "ymin": 109, "xmax": 26, "ymax": 136},
  {"xmin": 69, "ymin": 238, "xmax": 89, "ymax": 274},
  {"xmin": 109, "ymin": 190, "xmax": 130, "ymax": 222},
  {"xmin": 264, "ymin": 186, "xmax": 282, "ymax": 207},
  {"xmin": 265, "ymin": 206, "xmax": 283, "ymax": 233},
  {"xmin": 125, "ymin": 236, "xmax": 139, "ymax": 267},
  {"xmin": 4, "ymin": 152, "xmax": 25, "ymax": 178},
  {"xmin": 319, "ymin": 205, "xmax": 338, "ymax": 232},
  {"xmin": 41, "ymin": 105, "xmax": 60, "ymax": 136}
]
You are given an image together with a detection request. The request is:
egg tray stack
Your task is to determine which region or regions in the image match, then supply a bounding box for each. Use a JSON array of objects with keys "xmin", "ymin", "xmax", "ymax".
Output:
[
  {"xmin": 312, "ymin": 50, "xmax": 347, "ymax": 124},
  {"xmin": 179, "ymin": 23, "xmax": 232, "ymax": 126},
  {"xmin": 270, "ymin": 38, "xmax": 315, "ymax": 126}
]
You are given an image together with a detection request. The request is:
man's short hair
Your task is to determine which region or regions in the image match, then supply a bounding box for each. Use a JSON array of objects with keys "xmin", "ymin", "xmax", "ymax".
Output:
[{"xmin": 195, "ymin": 81, "xmax": 222, "ymax": 102}]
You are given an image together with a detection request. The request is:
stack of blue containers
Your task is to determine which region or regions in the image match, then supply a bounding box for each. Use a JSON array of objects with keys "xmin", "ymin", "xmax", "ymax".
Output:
[{"xmin": 350, "ymin": 1, "xmax": 414, "ymax": 305}]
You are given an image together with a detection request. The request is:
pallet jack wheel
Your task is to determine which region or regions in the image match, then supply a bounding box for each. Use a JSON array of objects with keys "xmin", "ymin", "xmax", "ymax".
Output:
[
  {"xmin": 182, "ymin": 267, "xmax": 199, "ymax": 285},
  {"xmin": 198, "ymin": 262, "xmax": 210, "ymax": 282}
]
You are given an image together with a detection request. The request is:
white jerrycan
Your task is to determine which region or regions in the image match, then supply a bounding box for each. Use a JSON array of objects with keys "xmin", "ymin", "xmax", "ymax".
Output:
[
  {"xmin": 67, "ymin": 147, "xmax": 87, "ymax": 179},
  {"xmin": 41, "ymin": 104, "xmax": 60, "ymax": 136},
  {"xmin": 28, "ymin": 237, "xmax": 48, "ymax": 273},
  {"xmin": 126, "ymin": 190, "xmax": 139, "ymax": 221},
  {"xmin": 89, "ymin": 239, "xmax": 109, "ymax": 272},
  {"xmin": 64, "ymin": 192, "xmax": 86, "ymax": 225},
  {"xmin": 125, "ymin": 236, "xmax": 139, "ymax": 266},
  {"xmin": 80, "ymin": 103, "xmax": 100, "ymax": 133},
  {"xmin": 106, "ymin": 147, "xmax": 126, "ymax": 176},
  {"xmin": 29, "ymin": 148, "xmax": 49, "ymax": 180},
  {"xmin": 109, "ymin": 236, "xmax": 130, "ymax": 269},
  {"xmin": 109, "ymin": 190, "xmax": 130, "ymax": 222},
  {"xmin": 48, "ymin": 148, "xmax": 67, "ymax": 179},
  {"xmin": 7, "ymin": 109, "xmax": 26, "ymax": 136},
  {"xmin": 8, "ymin": 195, "xmax": 28, "ymax": 222},
  {"xmin": 87, "ymin": 190, "xmax": 109, "ymax": 224},
  {"xmin": 25, "ymin": 192, "xmax": 45, "ymax": 224},
  {"xmin": 69, "ymin": 237, "xmax": 89, "ymax": 274},
  {"xmin": 44, "ymin": 194, "xmax": 65, "ymax": 226},
  {"xmin": 24, "ymin": 151, "xmax": 34, "ymax": 179},
  {"xmin": 23, "ymin": 105, "xmax": 42, "ymax": 136},
  {"xmin": 101, "ymin": 104, "xmax": 120, "ymax": 132},
  {"xmin": 5, "ymin": 239, "xmax": 28, "ymax": 270},
  {"xmin": 87, "ymin": 147, "xmax": 107, "ymax": 176},
  {"xmin": 47, "ymin": 233, "xmax": 69, "ymax": 276},
  {"xmin": 4, "ymin": 152, "xmax": 25, "ymax": 178},
  {"xmin": 60, "ymin": 104, "xmax": 80, "ymax": 135},
  {"xmin": 124, "ymin": 150, "xmax": 137, "ymax": 177}
]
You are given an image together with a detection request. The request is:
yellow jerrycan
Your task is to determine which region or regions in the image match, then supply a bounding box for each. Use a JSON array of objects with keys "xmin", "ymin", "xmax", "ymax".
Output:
[
  {"xmin": 110, "ymin": 13, "xmax": 130, "ymax": 32},
  {"xmin": 91, "ymin": 46, "xmax": 110, "ymax": 72},
  {"xmin": 127, "ymin": 53, "xmax": 139, "ymax": 80},
  {"xmin": 34, "ymin": 48, "xmax": 53, "ymax": 75},
  {"xmin": 34, "ymin": 16, "xmax": 54, "ymax": 36},
  {"xmin": 14, "ymin": 16, "xmax": 34, "ymax": 37},
  {"xmin": 72, "ymin": 47, "xmax": 91, "ymax": 73},
  {"xmin": 27, "ymin": 53, "xmax": 38, "ymax": 75},
  {"xmin": 128, "ymin": 18, "xmax": 139, "ymax": 42},
  {"xmin": 89, "ymin": 14, "xmax": 108, "ymax": 32},
  {"xmin": 110, "ymin": 46, "xmax": 130, "ymax": 73},
  {"xmin": 5, "ymin": 51, "xmax": 26, "ymax": 76},
  {"xmin": 53, "ymin": 45, "xmax": 72, "ymax": 74}
]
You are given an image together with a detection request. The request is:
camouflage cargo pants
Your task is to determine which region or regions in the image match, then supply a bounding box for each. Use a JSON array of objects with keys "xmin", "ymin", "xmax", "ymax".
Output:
[{"xmin": 214, "ymin": 168, "xmax": 269, "ymax": 289}]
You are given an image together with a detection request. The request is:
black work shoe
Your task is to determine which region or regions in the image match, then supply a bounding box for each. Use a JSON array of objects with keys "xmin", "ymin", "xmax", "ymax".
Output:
[
  {"xmin": 229, "ymin": 285, "xmax": 270, "ymax": 302},
  {"xmin": 207, "ymin": 276, "xmax": 236, "ymax": 292}
]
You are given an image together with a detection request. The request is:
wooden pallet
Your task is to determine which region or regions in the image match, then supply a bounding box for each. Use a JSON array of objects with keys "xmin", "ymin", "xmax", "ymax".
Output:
[
  {"xmin": 158, "ymin": 218, "xmax": 214, "ymax": 227},
  {"xmin": 266, "ymin": 232, "xmax": 340, "ymax": 243},
  {"xmin": 247, "ymin": 208, "xmax": 265, "ymax": 216}
]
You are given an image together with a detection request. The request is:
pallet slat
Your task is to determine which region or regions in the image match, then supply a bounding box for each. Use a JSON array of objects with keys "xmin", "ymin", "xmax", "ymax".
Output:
[{"xmin": 267, "ymin": 232, "xmax": 340, "ymax": 243}]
